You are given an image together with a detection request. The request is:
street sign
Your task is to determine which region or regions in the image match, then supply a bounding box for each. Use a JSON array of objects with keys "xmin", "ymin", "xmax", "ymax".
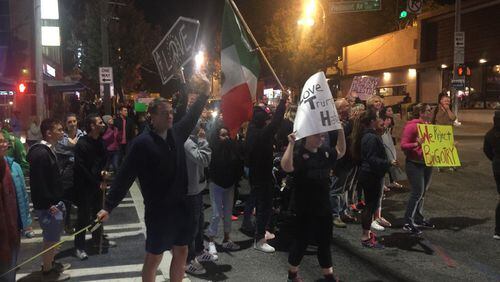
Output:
[
  {"xmin": 407, "ymin": 0, "xmax": 423, "ymax": 14},
  {"xmin": 454, "ymin": 32, "xmax": 465, "ymax": 64},
  {"xmin": 451, "ymin": 79, "xmax": 465, "ymax": 90},
  {"xmin": 152, "ymin": 17, "xmax": 200, "ymax": 85},
  {"xmin": 330, "ymin": 0, "xmax": 381, "ymax": 14},
  {"xmin": 99, "ymin": 67, "xmax": 113, "ymax": 84}
]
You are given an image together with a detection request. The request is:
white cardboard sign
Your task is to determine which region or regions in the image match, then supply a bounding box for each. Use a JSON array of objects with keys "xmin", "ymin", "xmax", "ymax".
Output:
[{"xmin": 293, "ymin": 72, "xmax": 341, "ymax": 140}]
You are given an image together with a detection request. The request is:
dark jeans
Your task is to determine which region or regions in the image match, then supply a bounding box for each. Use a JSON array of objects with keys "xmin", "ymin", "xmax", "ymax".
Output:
[
  {"xmin": 358, "ymin": 172, "xmax": 383, "ymax": 231},
  {"xmin": 288, "ymin": 214, "xmax": 333, "ymax": 268},
  {"xmin": 331, "ymin": 165, "xmax": 351, "ymax": 217},
  {"xmin": 243, "ymin": 187, "xmax": 256, "ymax": 227},
  {"xmin": 186, "ymin": 193, "xmax": 204, "ymax": 262},
  {"xmin": 106, "ymin": 150, "xmax": 120, "ymax": 173},
  {"xmin": 74, "ymin": 193, "xmax": 103, "ymax": 250},
  {"xmin": 404, "ymin": 160, "xmax": 433, "ymax": 226},
  {"xmin": 493, "ymin": 162, "xmax": 500, "ymax": 234},
  {"xmin": 253, "ymin": 183, "xmax": 274, "ymax": 240}
]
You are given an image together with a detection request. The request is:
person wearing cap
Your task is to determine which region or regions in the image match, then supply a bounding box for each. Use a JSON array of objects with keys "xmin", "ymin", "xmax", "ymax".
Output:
[
  {"xmin": 245, "ymin": 93, "xmax": 287, "ymax": 253},
  {"xmin": 102, "ymin": 115, "xmax": 120, "ymax": 172},
  {"xmin": 483, "ymin": 109, "xmax": 500, "ymax": 240}
]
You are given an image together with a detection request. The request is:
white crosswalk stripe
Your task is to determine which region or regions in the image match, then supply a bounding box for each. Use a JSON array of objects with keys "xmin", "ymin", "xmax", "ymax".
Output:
[{"xmin": 16, "ymin": 264, "xmax": 164, "ymax": 281}]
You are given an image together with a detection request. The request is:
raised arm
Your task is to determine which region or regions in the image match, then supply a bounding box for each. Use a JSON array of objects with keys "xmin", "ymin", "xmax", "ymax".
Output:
[
  {"xmin": 281, "ymin": 133, "xmax": 296, "ymax": 173},
  {"xmin": 262, "ymin": 98, "xmax": 287, "ymax": 139},
  {"xmin": 335, "ymin": 128, "xmax": 346, "ymax": 159}
]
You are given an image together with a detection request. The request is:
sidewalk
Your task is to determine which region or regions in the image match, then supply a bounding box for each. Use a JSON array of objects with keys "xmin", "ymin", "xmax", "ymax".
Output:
[
  {"xmin": 330, "ymin": 137, "xmax": 500, "ymax": 282},
  {"xmin": 453, "ymin": 121, "xmax": 493, "ymax": 138}
]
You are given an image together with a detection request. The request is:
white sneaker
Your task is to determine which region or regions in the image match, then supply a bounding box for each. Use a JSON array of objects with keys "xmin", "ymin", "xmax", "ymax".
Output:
[
  {"xmin": 207, "ymin": 242, "xmax": 218, "ymax": 259},
  {"xmin": 265, "ymin": 231, "xmax": 276, "ymax": 240},
  {"xmin": 222, "ymin": 240, "xmax": 240, "ymax": 251},
  {"xmin": 185, "ymin": 258, "xmax": 206, "ymax": 275},
  {"xmin": 371, "ymin": 220, "xmax": 385, "ymax": 231},
  {"xmin": 494, "ymin": 234, "xmax": 500, "ymax": 240},
  {"xmin": 254, "ymin": 239, "xmax": 275, "ymax": 253},
  {"xmin": 196, "ymin": 251, "xmax": 217, "ymax": 262}
]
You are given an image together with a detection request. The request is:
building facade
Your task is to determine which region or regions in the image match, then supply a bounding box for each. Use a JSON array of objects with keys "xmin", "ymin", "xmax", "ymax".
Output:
[{"xmin": 340, "ymin": 0, "xmax": 500, "ymax": 121}]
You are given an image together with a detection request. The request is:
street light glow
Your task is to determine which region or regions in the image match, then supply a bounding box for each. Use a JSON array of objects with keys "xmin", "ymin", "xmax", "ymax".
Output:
[
  {"xmin": 408, "ymin": 68, "xmax": 417, "ymax": 78},
  {"xmin": 441, "ymin": 64, "xmax": 448, "ymax": 69},
  {"xmin": 383, "ymin": 72, "xmax": 391, "ymax": 81},
  {"xmin": 297, "ymin": 18, "xmax": 315, "ymax": 26},
  {"xmin": 479, "ymin": 58, "xmax": 487, "ymax": 64},
  {"xmin": 195, "ymin": 50, "xmax": 205, "ymax": 70}
]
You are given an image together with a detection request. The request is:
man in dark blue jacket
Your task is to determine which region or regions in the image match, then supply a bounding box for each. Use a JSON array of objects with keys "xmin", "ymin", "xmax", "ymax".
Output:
[{"xmin": 97, "ymin": 75, "xmax": 210, "ymax": 282}]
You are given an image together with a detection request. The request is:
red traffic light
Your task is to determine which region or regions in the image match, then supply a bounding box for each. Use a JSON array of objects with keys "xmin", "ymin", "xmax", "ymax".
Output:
[
  {"xmin": 456, "ymin": 65, "xmax": 472, "ymax": 77},
  {"xmin": 18, "ymin": 83, "xmax": 26, "ymax": 93}
]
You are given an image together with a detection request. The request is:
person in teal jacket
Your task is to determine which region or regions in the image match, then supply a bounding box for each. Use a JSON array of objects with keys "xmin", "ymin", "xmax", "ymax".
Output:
[{"xmin": 5, "ymin": 156, "xmax": 34, "ymax": 238}]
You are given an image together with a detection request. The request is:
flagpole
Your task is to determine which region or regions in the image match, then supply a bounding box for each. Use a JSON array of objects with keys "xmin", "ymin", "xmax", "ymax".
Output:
[{"xmin": 228, "ymin": 0, "xmax": 286, "ymax": 92}]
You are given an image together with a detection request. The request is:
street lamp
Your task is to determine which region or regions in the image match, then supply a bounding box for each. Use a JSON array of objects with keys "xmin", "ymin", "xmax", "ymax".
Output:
[
  {"xmin": 195, "ymin": 50, "xmax": 205, "ymax": 71},
  {"xmin": 297, "ymin": 0, "xmax": 327, "ymax": 71}
]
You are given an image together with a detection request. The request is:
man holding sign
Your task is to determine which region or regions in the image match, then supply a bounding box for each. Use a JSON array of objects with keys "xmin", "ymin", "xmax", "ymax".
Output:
[{"xmin": 280, "ymin": 72, "xmax": 345, "ymax": 281}]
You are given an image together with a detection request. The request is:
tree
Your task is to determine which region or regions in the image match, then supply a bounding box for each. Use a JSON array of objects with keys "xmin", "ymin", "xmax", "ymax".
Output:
[{"xmin": 63, "ymin": 0, "xmax": 160, "ymax": 98}]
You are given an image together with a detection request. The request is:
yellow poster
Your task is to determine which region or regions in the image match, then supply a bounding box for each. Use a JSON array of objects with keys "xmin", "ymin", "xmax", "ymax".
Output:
[{"xmin": 417, "ymin": 124, "xmax": 461, "ymax": 167}]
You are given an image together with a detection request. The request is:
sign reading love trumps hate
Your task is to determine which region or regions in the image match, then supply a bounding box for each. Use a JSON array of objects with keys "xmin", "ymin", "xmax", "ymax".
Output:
[
  {"xmin": 293, "ymin": 72, "xmax": 341, "ymax": 140},
  {"xmin": 417, "ymin": 124, "xmax": 461, "ymax": 167}
]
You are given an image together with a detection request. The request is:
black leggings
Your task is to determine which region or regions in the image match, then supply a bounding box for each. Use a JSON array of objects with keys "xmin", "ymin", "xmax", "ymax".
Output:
[
  {"xmin": 358, "ymin": 173, "xmax": 384, "ymax": 231},
  {"xmin": 288, "ymin": 214, "xmax": 333, "ymax": 269}
]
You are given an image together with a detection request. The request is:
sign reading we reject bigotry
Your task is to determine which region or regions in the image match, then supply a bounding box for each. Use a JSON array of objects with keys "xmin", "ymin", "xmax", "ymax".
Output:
[{"xmin": 418, "ymin": 124, "xmax": 461, "ymax": 167}]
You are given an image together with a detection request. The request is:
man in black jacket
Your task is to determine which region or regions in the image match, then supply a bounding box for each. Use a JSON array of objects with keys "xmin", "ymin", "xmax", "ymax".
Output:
[
  {"xmin": 73, "ymin": 114, "xmax": 111, "ymax": 260},
  {"xmin": 28, "ymin": 118, "xmax": 71, "ymax": 281},
  {"xmin": 245, "ymin": 96, "xmax": 287, "ymax": 253},
  {"xmin": 483, "ymin": 109, "xmax": 500, "ymax": 240},
  {"xmin": 97, "ymin": 74, "xmax": 210, "ymax": 282}
]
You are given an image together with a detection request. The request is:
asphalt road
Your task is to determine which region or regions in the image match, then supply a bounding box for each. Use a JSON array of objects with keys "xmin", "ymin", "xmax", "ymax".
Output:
[{"xmin": 13, "ymin": 125, "xmax": 500, "ymax": 282}]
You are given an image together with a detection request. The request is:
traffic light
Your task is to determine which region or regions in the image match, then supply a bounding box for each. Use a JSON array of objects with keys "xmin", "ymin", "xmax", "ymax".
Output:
[
  {"xmin": 456, "ymin": 65, "xmax": 472, "ymax": 77},
  {"xmin": 399, "ymin": 10, "xmax": 408, "ymax": 19},
  {"xmin": 18, "ymin": 83, "xmax": 26, "ymax": 93}
]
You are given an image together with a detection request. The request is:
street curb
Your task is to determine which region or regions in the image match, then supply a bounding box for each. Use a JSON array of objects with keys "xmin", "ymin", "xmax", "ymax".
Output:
[{"xmin": 331, "ymin": 235, "xmax": 418, "ymax": 282}]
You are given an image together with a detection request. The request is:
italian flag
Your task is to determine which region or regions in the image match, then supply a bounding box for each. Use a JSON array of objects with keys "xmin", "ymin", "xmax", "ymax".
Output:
[{"xmin": 221, "ymin": 0, "xmax": 260, "ymax": 137}]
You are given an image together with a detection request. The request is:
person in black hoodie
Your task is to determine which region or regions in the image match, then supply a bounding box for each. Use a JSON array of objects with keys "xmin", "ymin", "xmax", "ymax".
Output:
[
  {"xmin": 97, "ymin": 74, "xmax": 210, "ymax": 282},
  {"xmin": 27, "ymin": 118, "xmax": 71, "ymax": 281},
  {"xmin": 483, "ymin": 109, "xmax": 500, "ymax": 240},
  {"xmin": 245, "ymin": 96, "xmax": 287, "ymax": 253},
  {"xmin": 351, "ymin": 110, "xmax": 397, "ymax": 249},
  {"xmin": 205, "ymin": 126, "xmax": 243, "ymax": 257},
  {"xmin": 73, "ymin": 114, "xmax": 111, "ymax": 260}
]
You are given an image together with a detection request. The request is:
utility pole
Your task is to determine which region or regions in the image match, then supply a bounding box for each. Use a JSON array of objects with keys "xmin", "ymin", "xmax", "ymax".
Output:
[
  {"xmin": 452, "ymin": 0, "xmax": 462, "ymax": 124},
  {"xmin": 34, "ymin": 0, "xmax": 45, "ymax": 118},
  {"xmin": 101, "ymin": 0, "xmax": 111, "ymax": 114}
]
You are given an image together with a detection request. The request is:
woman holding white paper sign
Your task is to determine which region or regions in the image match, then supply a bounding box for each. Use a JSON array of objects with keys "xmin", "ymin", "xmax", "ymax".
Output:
[
  {"xmin": 401, "ymin": 103, "xmax": 435, "ymax": 235},
  {"xmin": 281, "ymin": 128, "xmax": 345, "ymax": 282}
]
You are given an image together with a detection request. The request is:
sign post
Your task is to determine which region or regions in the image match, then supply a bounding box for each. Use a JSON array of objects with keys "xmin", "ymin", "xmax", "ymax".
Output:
[
  {"xmin": 99, "ymin": 67, "xmax": 114, "ymax": 113},
  {"xmin": 152, "ymin": 17, "xmax": 200, "ymax": 85}
]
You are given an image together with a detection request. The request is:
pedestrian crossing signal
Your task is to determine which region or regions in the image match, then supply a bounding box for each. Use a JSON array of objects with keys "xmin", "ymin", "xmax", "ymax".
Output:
[{"xmin": 456, "ymin": 65, "xmax": 472, "ymax": 77}]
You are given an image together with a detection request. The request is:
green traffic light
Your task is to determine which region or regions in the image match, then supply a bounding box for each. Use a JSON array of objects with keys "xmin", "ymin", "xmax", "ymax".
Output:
[{"xmin": 400, "ymin": 11, "xmax": 408, "ymax": 19}]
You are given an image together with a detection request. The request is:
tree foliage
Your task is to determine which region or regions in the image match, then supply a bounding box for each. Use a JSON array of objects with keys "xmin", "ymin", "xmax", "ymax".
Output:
[{"xmin": 64, "ymin": 0, "xmax": 160, "ymax": 96}]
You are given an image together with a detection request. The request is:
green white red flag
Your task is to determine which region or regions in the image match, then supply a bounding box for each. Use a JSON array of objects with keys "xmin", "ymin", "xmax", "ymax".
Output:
[{"xmin": 221, "ymin": 0, "xmax": 260, "ymax": 136}]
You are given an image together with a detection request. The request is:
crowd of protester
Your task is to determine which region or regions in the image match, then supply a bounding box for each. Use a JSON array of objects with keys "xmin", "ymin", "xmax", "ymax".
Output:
[{"xmin": 0, "ymin": 73, "xmax": 499, "ymax": 282}]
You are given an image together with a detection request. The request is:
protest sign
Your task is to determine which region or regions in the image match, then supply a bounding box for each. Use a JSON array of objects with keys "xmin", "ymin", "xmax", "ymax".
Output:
[
  {"xmin": 293, "ymin": 72, "xmax": 341, "ymax": 140},
  {"xmin": 349, "ymin": 76, "xmax": 379, "ymax": 100},
  {"xmin": 417, "ymin": 124, "xmax": 461, "ymax": 167}
]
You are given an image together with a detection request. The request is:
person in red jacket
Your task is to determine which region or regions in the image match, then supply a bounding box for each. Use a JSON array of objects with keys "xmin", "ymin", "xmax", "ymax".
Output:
[
  {"xmin": 0, "ymin": 132, "xmax": 21, "ymax": 282},
  {"xmin": 102, "ymin": 115, "xmax": 120, "ymax": 173}
]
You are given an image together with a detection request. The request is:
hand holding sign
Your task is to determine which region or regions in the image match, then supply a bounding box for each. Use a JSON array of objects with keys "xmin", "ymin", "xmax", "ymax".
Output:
[{"xmin": 293, "ymin": 72, "xmax": 341, "ymax": 140}]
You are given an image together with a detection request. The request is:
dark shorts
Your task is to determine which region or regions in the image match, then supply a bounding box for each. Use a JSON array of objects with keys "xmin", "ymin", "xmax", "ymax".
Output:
[
  {"xmin": 144, "ymin": 208, "xmax": 194, "ymax": 255},
  {"xmin": 35, "ymin": 209, "xmax": 64, "ymax": 242}
]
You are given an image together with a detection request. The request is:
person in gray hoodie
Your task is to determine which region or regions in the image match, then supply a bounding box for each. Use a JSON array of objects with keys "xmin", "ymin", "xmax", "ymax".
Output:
[{"xmin": 184, "ymin": 124, "xmax": 214, "ymax": 275}]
